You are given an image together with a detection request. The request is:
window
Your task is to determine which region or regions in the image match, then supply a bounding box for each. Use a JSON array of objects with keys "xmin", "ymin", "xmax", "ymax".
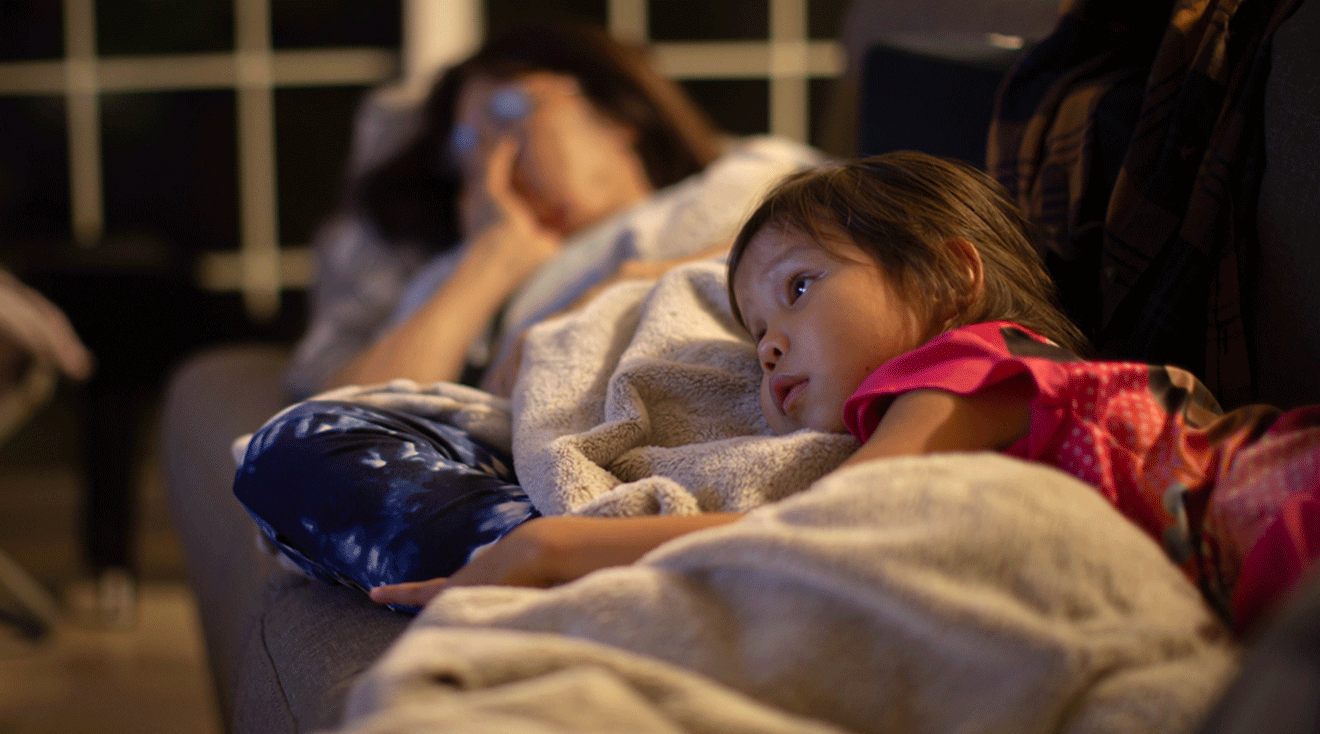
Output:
[{"xmin": 0, "ymin": 0, "xmax": 843, "ymax": 325}]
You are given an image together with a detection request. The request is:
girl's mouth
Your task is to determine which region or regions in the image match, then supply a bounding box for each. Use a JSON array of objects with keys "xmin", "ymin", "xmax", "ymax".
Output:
[
  {"xmin": 771, "ymin": 374, "xmax": 807, "ymax": 415},
  {"xmin": 782, "ymin": 380, "xmax": 806, "ymax": 413}
]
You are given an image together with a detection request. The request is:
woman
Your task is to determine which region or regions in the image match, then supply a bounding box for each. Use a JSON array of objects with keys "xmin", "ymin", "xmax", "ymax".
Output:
[
  {"xmin": 286, "ymin": 21, "xmax": 746, "ymax": 399},
  {"xmin": 235, "ymin": 21, "xmax": 823, "ymax": 602}
]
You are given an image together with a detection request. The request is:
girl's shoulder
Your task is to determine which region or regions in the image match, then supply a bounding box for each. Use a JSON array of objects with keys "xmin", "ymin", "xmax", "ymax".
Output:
[
  {"xmin": 855, "ymin": 321, "xmax": 1075, "ymax": 402},
  {"xmin": 843, "ymin": 321, "xmax": 1074, "ymax": 441},
  {"xmin": 934, "ymin": 321, "xmax": 1082, "ymax": 365}
]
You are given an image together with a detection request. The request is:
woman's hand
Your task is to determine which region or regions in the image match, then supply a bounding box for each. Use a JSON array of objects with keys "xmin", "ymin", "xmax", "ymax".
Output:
[
  {"xmin": 323, "ymin": 137, "xmax": 564, "ymax": 391},
  {"xmin": 460, "ymin": 136, "xmax": 563, "ymax": 284},
  {"xmin": 368, "ymin": 512, "xmax": 745, "ymax": 608}
]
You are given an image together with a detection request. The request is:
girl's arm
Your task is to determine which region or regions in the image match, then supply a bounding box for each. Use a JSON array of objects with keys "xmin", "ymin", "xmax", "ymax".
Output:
[
  {"xmin": 369, "ymin": 513, "xmax": 744, "ymax": 607},
  {"xmin": 841, "ymin": 374, "xmax": 1034, "ymax": 469},
  {"xmin": 324, "ymin": 137, "xmax": 562, "ymax": 391},
  {"xmin": 370, "ymin": 376, "xmax": 1035, "ymax": 607}
]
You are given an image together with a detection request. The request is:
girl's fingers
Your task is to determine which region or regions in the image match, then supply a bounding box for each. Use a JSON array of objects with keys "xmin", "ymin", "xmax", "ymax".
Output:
[{"xmin": 368, "ymin": 578, "xmax": 448, "ymax": 607}]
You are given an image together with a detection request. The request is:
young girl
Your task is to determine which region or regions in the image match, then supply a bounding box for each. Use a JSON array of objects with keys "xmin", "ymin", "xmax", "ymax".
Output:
[
  {"xmin": 724, "ymin": 151, "xmax": 1319, "ymax": 634},
  {"xmin": 378, "ymin": 152, "xmax": 1316, "ymax": 636}
]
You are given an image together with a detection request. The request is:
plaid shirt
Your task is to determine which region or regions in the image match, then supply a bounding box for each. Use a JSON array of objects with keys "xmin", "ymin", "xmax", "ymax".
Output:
[{"xmin": 989, "ymin": 0, "xmax": 1303, "ymax": 408}]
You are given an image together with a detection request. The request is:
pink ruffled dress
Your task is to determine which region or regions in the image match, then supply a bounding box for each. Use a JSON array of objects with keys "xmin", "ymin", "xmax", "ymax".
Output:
[{"xmin": 843, "ymin": 321, "xmax": 1320, "ymax": 633}]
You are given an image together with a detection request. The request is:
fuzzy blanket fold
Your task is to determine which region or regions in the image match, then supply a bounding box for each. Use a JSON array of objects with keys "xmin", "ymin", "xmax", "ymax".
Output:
[
  {"xmin": 511, "ymin": 259, "xmax": 857, "ymax": 517},
  {"xmin": 339, "ymin": 454, "xmax": 1239, "ymax": 734}
]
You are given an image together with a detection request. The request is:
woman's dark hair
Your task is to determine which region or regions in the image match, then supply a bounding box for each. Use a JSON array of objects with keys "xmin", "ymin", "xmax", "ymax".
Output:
[
  {"xmin": 726, "ymin": 151, "xmax": 1089, "ymax": 354},
  {"xmin": 353, "ymin": 21, "xmax": 723, "ymax": 250}
]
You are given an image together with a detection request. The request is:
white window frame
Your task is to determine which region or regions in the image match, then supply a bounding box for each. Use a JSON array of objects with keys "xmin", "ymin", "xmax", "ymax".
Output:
[{"xmin": 0, "ymin": 0, "xmax": 841, "ymax": 320}]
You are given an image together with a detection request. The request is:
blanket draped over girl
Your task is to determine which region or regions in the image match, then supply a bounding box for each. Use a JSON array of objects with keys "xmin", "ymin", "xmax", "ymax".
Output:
[{"xmin": 328, "ymin": 262, "xmax": 1239, "ymax": 734}]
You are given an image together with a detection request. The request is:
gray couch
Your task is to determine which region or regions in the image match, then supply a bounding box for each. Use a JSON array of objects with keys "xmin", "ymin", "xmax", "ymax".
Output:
[
  {"xmin": 161, "ymin": 2, "xmax": 1320, "ymax": 732},
  {"xmin": 162, "ymin": 345, "xmax": 412, "ymax": 733}
]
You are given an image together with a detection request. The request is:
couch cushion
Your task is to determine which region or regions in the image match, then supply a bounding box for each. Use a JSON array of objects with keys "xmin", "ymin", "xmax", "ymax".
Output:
[{"xmin": 233, "ymin": 573, "xmax": 411, "ymax": 734}]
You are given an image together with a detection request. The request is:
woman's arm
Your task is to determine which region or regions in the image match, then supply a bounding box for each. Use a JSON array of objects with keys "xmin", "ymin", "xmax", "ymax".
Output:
[
  {"xmin": 324, "ymin": 137, "xmax": 562, "ymax": 390},
  {"xmin": 326, "ymin": 231, "xmax": 554, "ymax": 389},
  {"xmin": 841, "ymin": 375, "xmax": 1034, "ymax": 469},
  {"xmin": 369, "ymin": 512, "xmax": 743, "ymax": 606}
]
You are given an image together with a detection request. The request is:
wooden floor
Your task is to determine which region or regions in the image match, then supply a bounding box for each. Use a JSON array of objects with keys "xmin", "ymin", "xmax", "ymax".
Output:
[
  {"xmin": 0, "ymin": 388, "xmax": 222, "ymax": 734},
  {"xmin": 0, "ymin": 582, "xmax": 221, "ymax": 734}
]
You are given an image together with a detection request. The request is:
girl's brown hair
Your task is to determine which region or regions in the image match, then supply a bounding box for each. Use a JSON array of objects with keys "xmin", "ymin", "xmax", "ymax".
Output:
[
  {"xmin": 726, "ymin": 151, "xmax": 1088, "ymax": 354},
  {"xmin": 355, "ymin": 21, "xmax": 723, "ymax": 251}
]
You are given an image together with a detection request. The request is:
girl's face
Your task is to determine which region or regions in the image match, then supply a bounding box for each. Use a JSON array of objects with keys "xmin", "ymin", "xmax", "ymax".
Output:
[
  {"xmin": 731, "ymin": 224, "xmax": 925, "ymax": 435},
  {"xmin": 450, "ymin": 72, "xmax": 654, "ymax": 237}
]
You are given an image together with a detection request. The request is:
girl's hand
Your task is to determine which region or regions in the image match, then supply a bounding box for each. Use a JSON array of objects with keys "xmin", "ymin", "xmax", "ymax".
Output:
[
  {"xmin": 841, "ymin": 375, "xmax": 1034, "ymax": 469},
  {"xmin": 368, "ymin": 577, "xmax": 448, "ymax": 608},
  {"xmin": 368, "ymin": 513, "xmax": 745, "ymax": 607},
  {"xmin": 460, "ymin": 136, "xmax": 563, "ymax": 283},
  {"xmin": 368, "ymin": 517, "xmax": 570, "ymax": 608}
]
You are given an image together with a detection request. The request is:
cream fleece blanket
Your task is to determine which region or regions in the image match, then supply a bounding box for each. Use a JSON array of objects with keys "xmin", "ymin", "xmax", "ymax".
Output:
[
  {"xmin": 339, "ymin": 454, "xmax": 1239, "ymax": 734},
  {"xmin": 511, "ymin": 259, "xmax": 857, "ymax": 517}
]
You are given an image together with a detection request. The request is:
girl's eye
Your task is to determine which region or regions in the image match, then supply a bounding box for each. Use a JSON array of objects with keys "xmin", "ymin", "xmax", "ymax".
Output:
[{"xmin": 788, "ymin": 275, "xmax": 812, "ymax": 303}]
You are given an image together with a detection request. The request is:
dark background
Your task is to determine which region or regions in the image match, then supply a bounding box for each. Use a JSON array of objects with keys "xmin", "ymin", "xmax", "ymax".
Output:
[{"xmin": 0, "ymin": 0, "xmax": 849, "ymax": 351}]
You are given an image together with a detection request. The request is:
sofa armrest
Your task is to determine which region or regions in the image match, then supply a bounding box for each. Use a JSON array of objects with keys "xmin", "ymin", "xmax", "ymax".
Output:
[{"xmin": 161, "ymin": 344, "xmax": 295, "ymax": 727}]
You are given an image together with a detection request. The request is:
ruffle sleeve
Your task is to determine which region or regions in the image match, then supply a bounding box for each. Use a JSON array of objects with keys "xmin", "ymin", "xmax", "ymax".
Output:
[{"xmin": 842, "ymin": 321, "xmax": 1072, "ymax": 444}]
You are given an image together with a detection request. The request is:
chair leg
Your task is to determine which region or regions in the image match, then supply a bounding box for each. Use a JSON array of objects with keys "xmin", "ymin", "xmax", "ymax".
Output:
[
  {"xmin": 78, "ymin": 385, "xmax": 145, "ymax": 627},
  {"xmin": 0, "ymin": 547, "xmax": 59, "ymax": 639}
]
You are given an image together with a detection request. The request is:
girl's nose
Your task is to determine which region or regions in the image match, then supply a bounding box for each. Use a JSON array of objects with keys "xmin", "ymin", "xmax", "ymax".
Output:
[{"xmin": 757, "ymin": 335, "xmax": 784, "ymax": 372}]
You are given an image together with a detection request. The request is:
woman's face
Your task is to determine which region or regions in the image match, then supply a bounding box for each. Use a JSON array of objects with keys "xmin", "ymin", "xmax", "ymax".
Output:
[{"xmin": 450, "ymin": 72, "xmax": 654, "ymax": 237}]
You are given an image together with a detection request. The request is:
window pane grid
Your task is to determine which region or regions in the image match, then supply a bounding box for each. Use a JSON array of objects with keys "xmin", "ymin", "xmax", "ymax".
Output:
[{"xmin": 0, "ymin": 0, "xmax": 842, "ymax": 321}]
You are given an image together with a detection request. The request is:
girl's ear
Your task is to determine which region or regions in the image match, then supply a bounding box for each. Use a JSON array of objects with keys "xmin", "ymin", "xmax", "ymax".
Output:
[{"xmin": 945, "ymin": 237, "xmax": 984, "ymax": 303}]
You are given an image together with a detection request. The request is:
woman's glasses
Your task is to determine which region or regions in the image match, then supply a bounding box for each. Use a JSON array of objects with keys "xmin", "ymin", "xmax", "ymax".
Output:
[{"xmin": 448, "ymin": 85, "xmax": 533, "ymax": 165}]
